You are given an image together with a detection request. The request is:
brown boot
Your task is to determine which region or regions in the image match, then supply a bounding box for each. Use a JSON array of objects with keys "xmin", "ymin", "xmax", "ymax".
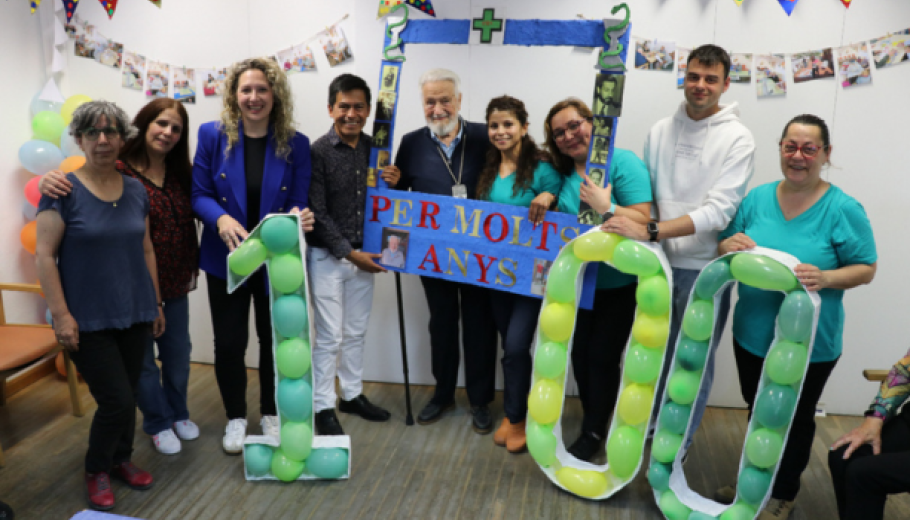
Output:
[
  {"xmin": 506, "ymin": 420, "xmax": 527, "ymax": 453},
  {"xmin": 493, "ymin": 418, "xmax": 510, "ymax": 447}
]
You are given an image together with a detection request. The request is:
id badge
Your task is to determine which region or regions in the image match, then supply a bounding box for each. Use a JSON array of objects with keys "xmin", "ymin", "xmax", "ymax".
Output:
[{"xmin": 452, "ymin": 184, "xmax": 468, "ymax": 199}]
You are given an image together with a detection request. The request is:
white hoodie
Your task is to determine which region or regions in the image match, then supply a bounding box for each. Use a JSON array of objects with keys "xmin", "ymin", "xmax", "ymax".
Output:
[{"xmin": 644, "ymin": 101, "xmax": 756, "ymax": 269}]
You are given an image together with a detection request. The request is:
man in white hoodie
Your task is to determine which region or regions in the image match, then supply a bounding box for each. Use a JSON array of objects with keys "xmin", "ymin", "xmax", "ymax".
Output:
[{"xmin": 602, "ymin": 43, "xmax": 755, "ymax": 446}]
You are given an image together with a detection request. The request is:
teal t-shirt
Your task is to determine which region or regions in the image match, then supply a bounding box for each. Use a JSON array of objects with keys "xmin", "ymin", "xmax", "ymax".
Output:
[
  {"xmin": 557, "ymin": 148, "xmax": 653, "ymax": 289},
  {"xmin": 486, "ymin": 160, "xmax": 563, "ymax": 208},
  {"xmin": 719, "ymin": 181, "xmax": 877, "ymax": 363}
]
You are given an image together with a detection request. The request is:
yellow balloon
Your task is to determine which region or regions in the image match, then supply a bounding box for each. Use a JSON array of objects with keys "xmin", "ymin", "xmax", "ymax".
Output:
[
  {"xmin": 632, "ymin": 312, "xmax": 670, "ymax": 349},
  {"xmin": 528, "ymin": 378, "xmax": 563, "ymax": 425},
  {"xmin": 539, "ymin": 302, "xmax": 576, "ymax": 343},
  {"xmin": 618, "ymin": 383, "xmax": 654, "ymax": 426},
  {"xmin": 573, "ymin": 232, "xmax": 623, "ymax": 262},
  {"xmin": 61, "ymin": 94, "xmax": 92, "ymax": 125},
  {"xmin": 556, "ymin": 467, "xmax": 610, "ymax": 498}
]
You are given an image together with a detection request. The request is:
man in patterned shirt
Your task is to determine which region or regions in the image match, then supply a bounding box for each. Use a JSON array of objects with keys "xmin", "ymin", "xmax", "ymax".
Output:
[{"xmin": 306, "ymin": 74, "xmax": 400, "ymax": 436}]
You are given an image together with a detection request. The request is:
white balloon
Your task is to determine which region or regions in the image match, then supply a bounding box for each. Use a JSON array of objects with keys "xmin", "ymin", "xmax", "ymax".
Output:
[
  {"xmin": 30, "ymin": 91, "xmax": 63, "ymax": 117},
  {"xmin": 22, "ymin": 199, "xmax": 37, "ymax": 220},
  {"xmin": 59, "ymin": 130, "xmax": 84, "ymax": 158}
]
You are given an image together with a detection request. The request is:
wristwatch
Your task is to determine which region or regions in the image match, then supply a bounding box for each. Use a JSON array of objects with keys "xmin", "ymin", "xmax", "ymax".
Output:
[
  {"xmin": 647, "ymin": 221, "xmax": 659, "ymax": 242},
  {"xmin": 601, "ymin": 202, "xmax": 617, "ymax": 223}
]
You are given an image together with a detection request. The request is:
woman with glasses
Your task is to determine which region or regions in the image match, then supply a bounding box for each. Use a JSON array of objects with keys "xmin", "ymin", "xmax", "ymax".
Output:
[
  {"xmin": 717, "ymin": 114, "xmax": 877, "ymax": 519},
  {"xmin": 542, "ymin": 98, "xmax": 653, "ymax": 461},
  {"xmin": 36, "ymin": 101, "xmax": 164, "ymax": 510}
]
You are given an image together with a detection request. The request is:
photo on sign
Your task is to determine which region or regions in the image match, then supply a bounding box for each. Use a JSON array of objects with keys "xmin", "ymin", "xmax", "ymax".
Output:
[
  {"xmin": 200, "ymin": 68, "xmax": 228, "ymax": 97},
  {"xmin": 376, "ymin": 150, "xmax": 391, "ymax": 170},
  {"xmin": 837, "ymin": 43, "xmax": 872, "ymax": 88},
  {"xmin": 173, "ymin": 68, "xmax": 197, "ymax": 104},
  {"xmin": 372, "ymin": 122, "xmax": 391, "ymax": 148},
  {"xmin": 730, "ymin": 53, "xmax": 752, "ymax": 83},
  {"xmin": 367, "ymin": 168, "xmax": 377, "ymax": 188},
  {"xmin": 869, "ymin": 31, "xmax": 910, "ymax": 69},
  {"xmin": 755, "ymin": 54, "xmax": 787, "ymax": 98},
  {"xmin": 381, "ymin": 65, "xmax": 399, "ymax": 92},
  {"xmin": 592, "ymin": 73, "xmax": 624, "ymax": 118},
  {"xmin": 146, "ymin": 61, "xmax": 170, "ymax": 98},
  {"xmin": 530, "ymin": 258, "xmax": 554, "ymax": 296},
  {"xmin": 322, "ymin": 26, "xmax": 353, "ymax": 67},
  {"xmin": 121, "ymin": 51, "xmax": 146, "ymax": 91},
  {"xmin": 676, "ymin": 47, "xmax": 690, "ymax": 89},
  {"xmin": 634, "ymin": 38, "xmax": 674, "ymax": 71},
  {"xmin": 379, "ymin": 228, "xmax": 409, "ymax": 269},
  {"xmin": 791, "ymin": 49, "xmax": 835, "ymax": 83},
  {"xmin": 376, "ymin": 91, "xmax": 397, "ymax": 121},
  {"xmin": 589, "ymin": 138, "xmax": 609, "ymax": 165},
  {"xmin": 593, "ymin": 117, "xmax": 613, "ymax": 138}
]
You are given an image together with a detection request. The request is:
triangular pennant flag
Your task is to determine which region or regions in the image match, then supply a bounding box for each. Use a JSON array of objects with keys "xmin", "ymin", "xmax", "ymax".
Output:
[
  {"xmin": 98, "ymin": 0, "xmax": 117, "ymax": 18},
  {"xmin": 30, "ymin": 0, "xmax": 41, "ymax": 14},
  {"xmin": 841, "ymin": 0, "xmax": 852, "ymax": 7},
  {"xmin": 63, "ymin": 0, "xmax": 80, "ymax": 23},
  {"xmin": 39, "ymin": 78, "xmax": 67, "ymax": 104},
  {"xmin": 377, "ymin": 0, "xmax": 436, "ymax": 18},
  {"xmin": 148, "ymin": 0, "xmax": 161, "ymax": 7},
  {"xmin": 406, "ymin": 0, "xmax": 435, "ymax": 17},
  {"xmin": 733, "ymin": 0, "xmax": 743, "ymax": 5},
  {"xmin": 377, "ymin": 0, "xmax": 404, "ymax": 19},
  {"xmin": 777, "ymin": 0, "xmax": 799, "ymax": 16}
]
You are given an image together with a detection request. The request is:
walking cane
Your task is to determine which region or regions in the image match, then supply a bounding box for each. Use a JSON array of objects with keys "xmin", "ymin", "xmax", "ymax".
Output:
[{"xmin": 394, "ymin": 272, "xmax": 415, "ymax": 425}]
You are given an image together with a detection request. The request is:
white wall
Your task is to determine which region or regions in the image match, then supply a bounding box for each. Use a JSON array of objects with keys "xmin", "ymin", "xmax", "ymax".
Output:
[{"xmin": 2, "ymin": 0, "xmax": 908, "ymax": 415}]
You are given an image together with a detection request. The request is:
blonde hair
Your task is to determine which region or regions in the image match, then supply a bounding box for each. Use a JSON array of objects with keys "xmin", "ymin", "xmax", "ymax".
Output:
[{"xmin": 220, "ymin": 57, "xmax": 296, "ymax": 160}]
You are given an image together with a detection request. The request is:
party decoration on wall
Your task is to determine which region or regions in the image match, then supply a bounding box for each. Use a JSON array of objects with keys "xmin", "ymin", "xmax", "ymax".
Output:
[
  {"xmin": 148, "ymin": 0, "xmax": 161, "ymax": 7},
  {"xmin": 675, "ymin": 47, "xmax": 690, "ymax": 88},
  {"xmin": 276, "ymin": 44, "xmax": 317, "ymax": 74},
  {"xmin": 791, "ymin": 48, "xmax": 835, "ymax": 83},
  {"xmin": 377, "ymin": 0, "xmax": 435, "ymax": 18},
  {"xmin": 841, "ymin": 0, "xmax": 852, "ymax": 8},
  {"xmin": 730, "ymin": 53, "xmax": 753, "ymax": 83},
  {"xmin": 755, "ymin": 54, "xmax": 787, "ymax": 97},
  {"xmin": 597, "ymin": 3, "xmax": 629, "ymax": 71},
  {"xmin": 836, "ymin": 43, "xmax": 872, "ymax": 88},
  {"xmin": 733, "ymin": 0, "xmax": 744, "ymax": 5},
  {"xmin": 30, "ymin": 1, "xmax": 41, "ymax": 14},
  {"xmin": 98, "ymin": 0, "xmax": 117, "ymax": 18},
  {"xmin": 777, "ymin": 0, "xmax": 800, "ymax": 16},
  {"xmin": 227, "ymin": 214, "xmax": 351, "ymax": 482},
  {"xmin": 172, "ymin": 67, "xmax": 196, "ymax": 104},
  {"xmin": 382, "ymin": 2, "xmax": 408, "ymax": 61},
  {"xmin": 634, "ymin": 38, "xmax": 675, "ymax": 71},
  {"xmin": 321, "ymin": 25, "xmax": 353, "ymax": 67},
  {"xmin": 869, "ymin": 30, "xmax": 910, "ymax": 69},
  {"xmin": 63, "ymin": 0, "xmax": 80, "ymax": 23},
  {"xmin": 471, "ymin": 8, "xmax": 504, "ymax": 45},
  {"xmin": 648, "ymin": 247, "xmax": 820, "ymax": 518}
]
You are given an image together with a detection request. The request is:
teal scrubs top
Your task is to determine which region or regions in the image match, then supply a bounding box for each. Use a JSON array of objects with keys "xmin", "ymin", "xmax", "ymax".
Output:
[
  {"xmin": 486, "ymin": 160, "xmax": 563, "ymax": 208},
  {"xmin": 720, "ymin": 181, "xmax": 877, "ymax": 363},
  {"xmin": 557, "ymin": 148, "xmax": 653, "ymax": 289}
]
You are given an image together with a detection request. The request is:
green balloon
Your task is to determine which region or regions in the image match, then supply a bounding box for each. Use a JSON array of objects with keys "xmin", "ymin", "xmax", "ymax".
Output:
[
  {"xmin": 260, "ymin": 216, "xmax": 299, "ymax": 254},
  {"xmin": 766, "ymin": 341, "xmax": 808, "ymax": 385},
  {"xmin": 745, "ymin": 428, "xmax": 784, "ymax": 469},
  {"xmin": 244, "ymin": 444, "xmax": 274, "ymax": 476},
  {"xmin": 659, "ymin": 490, "xmax": 692, "ymax": 520},
  {"xmin": 273, "ymin": 294, "xmax": 308, "ymax": 338},
  {"xmin": 526, "ymin": 419, "xmax": 558, "ymax": 467},
  {"xmin": 269, "ymin": 253, "xmax": 304, "ymax": 293},
  {"xmin": 682, "ymin": 300, "xmax": 714, "ymax": 342},
  {"xmin": 276, "ymin": 377, "xmax": 313, "ymax": 422},
  {"xmin": 573, "ymin": 231, "xmax": 622, "ymax": 262},
  {"xmin": 648, "ymin": 461, "xmax": 672, "ymax": 492},
  {"xmin": 624, "ymin": 343, "xmax": 662, "ymax": 384},
  {"xmin": 688, "ymin": 513, "xmax": 718, "ymax": 520},
  {"xmin": 668, "ymin": 369, "xmax": 701, "ymax": 406},
  {"xmin": 606, "ymin": 425, "xmax": 643, "ymax": 478},
  {"xmin": 636, "ymin": 275, "xmax": 671, "ymax": 316},
  {"xmin": 677, "ymin": 336, "xmax": 709, "ymax": 372},
  {"xmin": 271, "ymin": 448, "xmax": 306, "ymax": 482},
  {"xmin": 652, "ymin": 430, "xmax": 683, "ymax": 464},
  {"xmin": 778, "ymin": 291, "xmax": 814, "ymax": 343},
  {"xmin": 32, "ymin": 111, "xmax": 65, "ymax": 143},
  {"xmin": 695, "ymin": 258, "xmax": 733, "ymax": 301},
  {"xmin": 307, "ymin": 448, "xmax": 349, "ymax": 479},
  {"xmin": 730, "ymin": 254, "xmax": 799, "ymax": 292},
  {"xmin": 719, "ymin": 502, "xmax": 757, "ymax": 520},
  {"xmin": 534, "ymin": 341, "xmax": 567, "ymax": 379},
  {"xmin": 612, "ymin": 240, "xmax": 661, "ymax": 277},
  {"xmin": 276, "ymin": 337, "xmax": 311, "ymax": 379},
  {"xmin": 280, "ymin": 421, "xmax": 313, "ymax": 462},
  {"xmin": 738, "ymin": 466, "xmax": 772, "ymax": 505},
  {"xmin": 754, "ymin": 383, "xmax": 797, "ymax": 429},
  {"xmin": 546, "ymin": 252, "xmax": 583, "ymax": 303},
  {"xmin": 659, "ymin": 401, "xmax": 692, "ymax": 436},
  {"xmin": 228, "ymin": 238, "xmax": 268, "ymax": 276}
]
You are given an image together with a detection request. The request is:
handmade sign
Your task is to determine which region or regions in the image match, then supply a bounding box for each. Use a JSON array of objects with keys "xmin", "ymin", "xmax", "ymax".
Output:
[{"xmin": 227, "ymin": 214, "xmax": 351, "ymax": 482}]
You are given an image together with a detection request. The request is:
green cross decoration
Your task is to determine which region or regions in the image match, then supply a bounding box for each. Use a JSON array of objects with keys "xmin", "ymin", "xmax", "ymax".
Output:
[{"xmin": 472, "ymin": 8, "xmax": 503, "ymax": 44}]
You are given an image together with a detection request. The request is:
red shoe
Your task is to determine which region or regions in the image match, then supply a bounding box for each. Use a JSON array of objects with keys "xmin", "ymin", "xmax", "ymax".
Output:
[
  {"xmin": 85, "ymin": 472, "xmax": 115, "ymax": 511},
  {"xmin": 111, "ymin": 461, "xmax": 154, "ymax": 490}
]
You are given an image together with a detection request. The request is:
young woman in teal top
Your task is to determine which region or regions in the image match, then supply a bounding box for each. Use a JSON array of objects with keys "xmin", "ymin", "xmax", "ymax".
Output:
[
  {"xmin": 475, "ymin": 96, "xmax": 562, "ymax": 453},
  {"xmin": 718, "ymin": 114, "xmax": 877, "ymax": 518},
  {"xmin": 544, "ymin": 98, "xmax": 653, "ymax": 461}
]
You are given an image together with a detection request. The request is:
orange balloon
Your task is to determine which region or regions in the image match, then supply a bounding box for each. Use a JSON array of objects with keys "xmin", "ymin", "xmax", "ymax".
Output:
[
  {"xmin": 59, "ymin": 155, "xmax": 86, "ymax": 173},
  {"xmin": 20, "ymin": 220, "xmax": 37, "ymax": 255}
]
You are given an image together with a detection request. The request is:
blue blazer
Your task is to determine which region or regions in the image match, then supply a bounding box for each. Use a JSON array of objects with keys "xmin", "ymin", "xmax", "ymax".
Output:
[{"xmin": 192, "ymin": 120, "xmax": 311, "ymax": 279}]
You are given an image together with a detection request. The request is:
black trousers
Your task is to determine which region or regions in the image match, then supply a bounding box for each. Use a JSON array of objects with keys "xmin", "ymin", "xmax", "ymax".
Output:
[
  {"xmin": 829, "ymin": 411, "xmax": 910, "ymax": 520},
  {"xmin": 419, "ymin": 276, "xmax": 497, "ymax": 407},
  {"xmin": 572, "ymin": 283, "xmax": 638, "ymax": 437},
  {"xmin": 734, "ymin": 341, "xmax": 838, "ymax": 501},
  {"xmin": 69, "ymin": 323, "xmax": 149, "ymax": 473},
  {"xmin": 490, "ymin": 290, "xmax": 541, "ymax": 423},
  {"xmin": 206, "ymin": 272, "xmax": 276, "ymax": 419}
]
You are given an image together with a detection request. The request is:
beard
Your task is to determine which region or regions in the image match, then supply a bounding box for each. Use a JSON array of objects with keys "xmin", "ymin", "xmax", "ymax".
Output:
[{"xmin": 427, "ymin": 115, "xmax": 459, "ymax": 138}]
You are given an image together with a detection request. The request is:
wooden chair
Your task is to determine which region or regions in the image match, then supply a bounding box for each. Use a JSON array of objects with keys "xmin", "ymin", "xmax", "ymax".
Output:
[{"xmin": 0, "ymin": 283, "xmax": 83, "ymax": 467}]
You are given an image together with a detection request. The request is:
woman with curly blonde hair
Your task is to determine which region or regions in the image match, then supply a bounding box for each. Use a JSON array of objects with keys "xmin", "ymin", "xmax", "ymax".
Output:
[{"xmin": 192, "ymin": 56, "xmax": 315, "ymax": 454}]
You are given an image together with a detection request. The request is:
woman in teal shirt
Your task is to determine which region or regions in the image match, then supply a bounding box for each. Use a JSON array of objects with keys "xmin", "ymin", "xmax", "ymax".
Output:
[
  {"xmin": 718, "ymin": 114, "xmax": 877, "ymax": 518},
  {"xmin": 476, "ymin": 95, "xmax": 563, "ymax": 453},
  {"xmin": 544, "ymin": 97, "xmax": 653, "ymax": 461}
]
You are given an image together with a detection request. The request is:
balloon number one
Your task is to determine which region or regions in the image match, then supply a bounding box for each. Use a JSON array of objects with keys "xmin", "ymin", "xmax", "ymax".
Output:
[
  {"xmin": 650, "ymin": 249, "xmax": 819, "ymax": 520},
  {"xmin": 528, "ymin": 229, "xmax": 673, "ymax": 499},
  {"xmin": 227, "ymin": 214, "xmax": 351, "ymax": 481}
]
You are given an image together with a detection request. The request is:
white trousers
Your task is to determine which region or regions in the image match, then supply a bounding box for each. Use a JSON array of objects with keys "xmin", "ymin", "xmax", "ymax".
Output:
[{"xmin": 307, "ymin": 247, "xmax": 375, "ymax": 412}]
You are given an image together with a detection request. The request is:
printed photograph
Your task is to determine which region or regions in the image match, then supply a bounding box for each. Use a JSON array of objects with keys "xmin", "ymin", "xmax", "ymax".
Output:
[
  {"xmin": 372, "ymin": 122, "xmax": 391, "ymax": 148},
  {"xmin": 200, "ymin": 68, "xmax": 228, "ymax": 97},
  {"xmin": 577, "ymin": 207, "xmax": 601, "ymax": 226},
  {"xmin": 64, "ymin": 15, "xmax": 86, "ymax": 40},
  {"xmin": 322, "ymin": 26, "xmax": 353, "ymax": 67},
  {"xmin": 870, "ymin": 32, "xmax": 910, "ymax": 69},
  {"xmin": 676, "ymin": 47, "xmax": 690, "ymax": 89},
  {"xmin": 592, "ymin": 73, "xmax": 624, "ymax": 118},
  {"xmin": 173, "ymin": 67, "xmax": 197, "ymax": 104},
  {"xmin": 755, "ymin": 54, "xmax": 787, "ymax": 98},
  {"xmin": 730, "ymin": 53, "xmax": 752, "ymax": 83},
  {"xmin": 146, "ymin": 60, "xmax": 170, "ymax": 99},
  {"xmin": 589, "ymin": 138, "xmax": 609, "ymax": 166},
  {"xmin": 588, "ymin": 168, "xmax": 606, "ymax": 187},
  {"xmin": 592, "ymin": 117, "xmax": 613, "ymax": 138},
  {"xmin": 94, "ymin": 39, "xmax": 123, "ymax": 69},
  {"xmin": 277, "ymin": 44, "xmax": 316, "ymax": 74},
  {"xmin": 791, "ymin": 49, "xmax": 835, "ymax": 83},
  {"xmin": 121, "ymin": 51, "xmax": 146, "ymax": 91},
  {"xmin": 634, "ymin": 38, "xmax": 675, "ymax": 71},
  {"xmin": 376, "ymin": 150, "xmax": 390, "ymax": 170},
  {"xmin": 379, "ymin": 228, "xmax": 409, "ymax": 269},
  {"xmin": 530, "ymin": 258, "xmax": 554, "ymax": 297},
  {"xmin": 376, "ymin": 91, "xmax": 396, "ymax": 121},
  {"xmin": 837, "ymin": 43, "xmax": 873, "ymax": 88},
  {"xmin": 381, "ymin": 64, "xmax": 399, "ymax": 92},
  {"xmin": 367, "ymin": 168, "xmax": 377, "ymax": 188}
]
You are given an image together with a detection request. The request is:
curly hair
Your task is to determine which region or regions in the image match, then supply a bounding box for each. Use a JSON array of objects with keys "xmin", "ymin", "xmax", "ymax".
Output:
[
  {"xmin": 544, "ymin": 97, "xmax": 594, "ymax": 175},
  {"xmin": 475, "ymin": 96, "xmax": 548, "ymax": 201},
  {"xmin": 220, "ymin": 57, "xmax": 297, "ymax": 161},
  {"xmin": 70, "ymin": 100, "xmax": 138, "ymax": 141},
  {"xmin": 119, "ymin": 98, "xmax": 193, "ymax": 196}
]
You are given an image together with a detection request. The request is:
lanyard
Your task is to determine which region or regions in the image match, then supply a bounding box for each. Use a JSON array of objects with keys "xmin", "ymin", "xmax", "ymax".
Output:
[{"xmin": 434, "ymin": 130, "xmax": 466, "ymax": 186}]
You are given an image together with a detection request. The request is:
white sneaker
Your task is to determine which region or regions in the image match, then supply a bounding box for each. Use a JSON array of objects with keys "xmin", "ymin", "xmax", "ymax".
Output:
[
  {"xmin": 173, "ymin": 420, "xmax": 200, "ymax": 440},
  {"xmin": 223, "ymin": 418, "xmax": 247, "ymax": 454},
  {"xmin": 260, "ymin": 415, "xmax": 281, "ymax": 439},
  {"xmin": 152, "ymin": 428, "xmax": 181, "ymax": 455}
]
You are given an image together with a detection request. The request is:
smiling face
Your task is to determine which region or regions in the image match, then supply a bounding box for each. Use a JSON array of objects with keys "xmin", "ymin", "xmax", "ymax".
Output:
[
  {"xmin": 328, "ymin": 89, "xmax": 370, "ymax": 144},
  {"xmin": 388, "ymin": 235, "xmax": 400, "ymax": 251},
  {"xmin": 779, "ymin": 123, "xmax": 830, "ymax": 187},
  {"xmin": 549, "ymin": 106, "xmax": 592, "ymax": 165},
  {"xmin": 422, "ymin": 80, "xmax": 462, "ymax": 137},
  {"xmin": 684, "ymin": 58, "xmax": 730, "ymax": 120},
  {"xmin": 236, "ymin": 69, "xmax": 274, "ymax": 126},
  {"xmin": 487, "ymin": 109, "xmax": 527, "ymax": 155},
  {"xmin": 144, "ymin": 108, "xmax": 183, "ymax": 158}
]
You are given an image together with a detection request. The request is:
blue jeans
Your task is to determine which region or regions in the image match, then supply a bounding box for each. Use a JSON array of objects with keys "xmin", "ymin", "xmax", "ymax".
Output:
[
  {"xmin": 490, "ymin": 290, "xmax": 541, "ymax": 423},
  {"xmin": 137, "ymin": 295, "xmax": 192, "ymax": 435}
]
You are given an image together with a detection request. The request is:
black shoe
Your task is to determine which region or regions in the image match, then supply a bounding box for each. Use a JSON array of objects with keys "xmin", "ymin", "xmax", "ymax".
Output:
[
  {"xmin": 0, "ymin": 499, "xmax": 14, "ymax": 520},
  {"xmin": 470, "ymin": 405, "xmax": 493, "ymax": 434},
  {"xmin": 417, "ymin": 400, "xmax": 455, "ymax": 425},
  {"xmin": 338, "ymin": 394, "xmax": 391, "ymax": 422},
  {"xmin": 315, "ymin": 409, "xmax": 345, "ymax": 436},
  {"xmin": 568, "ymin": 431, "xmax": 602, "ymax": 461}
]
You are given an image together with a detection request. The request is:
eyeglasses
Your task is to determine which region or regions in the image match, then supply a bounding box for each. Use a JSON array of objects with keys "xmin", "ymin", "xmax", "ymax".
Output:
[
  {"xmin": 780, "ymin": 141, "xmax": 826, "ymax": 158},
  {"xmin": 81, "ymin": 127, "xmax": 121, "ymax": 141},
  {"xmin": 552, "ymin": 119, "xmax": 588, "ymax": 141}
]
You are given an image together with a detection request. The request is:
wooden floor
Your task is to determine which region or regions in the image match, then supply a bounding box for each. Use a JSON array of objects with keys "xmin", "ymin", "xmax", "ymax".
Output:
[{"xmin": 1, "ymin": 365, "xmax": 908, "ymax": 520}]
